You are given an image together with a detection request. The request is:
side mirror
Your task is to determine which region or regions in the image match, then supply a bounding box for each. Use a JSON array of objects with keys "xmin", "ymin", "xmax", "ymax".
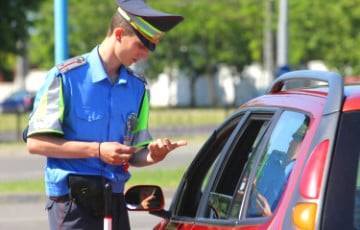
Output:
[{"xmin": 125, "ymin": 185, "xmax": 164, "ymax": 211}]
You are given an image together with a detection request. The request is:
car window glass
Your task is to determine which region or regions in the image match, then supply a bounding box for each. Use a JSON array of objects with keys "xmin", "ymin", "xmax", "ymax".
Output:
[
  {"xmin": 205, "ymin": 115, "xmax": 271, "ymax": 219},
  {"xmin": 173, "ymin": 114, "xmax": 242, "ymax": 218},
  {"xmin": 353, "ymin": 161, "xmax": 360, "ymax": 228},
  {"xmin": 201, "ymin": 153, "xmax": 221, "ymax": 192},
  {"xmin": 245, "ymin": 111, "xmax": 308, "ymax": 218},
  {"xmin": 228, "ymin": 122, "xmax": 270, "ymax": 219}
]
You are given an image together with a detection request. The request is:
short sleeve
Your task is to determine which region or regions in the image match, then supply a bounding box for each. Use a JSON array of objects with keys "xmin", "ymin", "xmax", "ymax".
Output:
[
  {"xmin": 27, "ymin": 69, "xmax": 65, "ymax": 137},
  {"xmin": 132, "ymin": 90, "xmax": 152, "ymax": 147}
]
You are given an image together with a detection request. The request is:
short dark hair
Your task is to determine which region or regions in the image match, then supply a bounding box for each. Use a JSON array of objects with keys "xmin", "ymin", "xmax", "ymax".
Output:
[{"xmin": 107, "ymin": 11, "xmax": 135, "ymax": 36}]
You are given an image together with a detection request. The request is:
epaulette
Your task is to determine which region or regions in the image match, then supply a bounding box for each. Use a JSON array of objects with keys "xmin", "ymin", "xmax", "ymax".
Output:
[
  {"xmin": 56, "ymin": 56, "xmax": 86, "ymax": 74},
  {"xmin": 126, "ymin": 67, "xmax": 148, "ymax": 86}
]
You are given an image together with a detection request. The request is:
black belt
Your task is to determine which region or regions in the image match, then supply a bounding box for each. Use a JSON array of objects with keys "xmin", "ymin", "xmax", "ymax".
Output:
[{"xmin": 49, "ymin": 193, "xmax": 123, "ymax": 202}]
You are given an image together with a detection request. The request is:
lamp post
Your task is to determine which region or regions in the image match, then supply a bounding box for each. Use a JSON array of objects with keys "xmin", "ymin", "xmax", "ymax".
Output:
[
  {"xmin": 276, "ymin": 0, "xmax": 289, "ymax": 77},
  {"xmin": 263, "ymin": 0, "xmax": 274, "ymax": 81},
  {"xmin": 54, "ymin": 0, "xmax": 68, "ymax": 64}
]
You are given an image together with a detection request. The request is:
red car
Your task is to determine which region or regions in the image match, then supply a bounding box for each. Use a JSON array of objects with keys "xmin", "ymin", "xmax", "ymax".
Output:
[{"xmin": 125, "ymin": 70, "xmax": 360, "ymax": 230}]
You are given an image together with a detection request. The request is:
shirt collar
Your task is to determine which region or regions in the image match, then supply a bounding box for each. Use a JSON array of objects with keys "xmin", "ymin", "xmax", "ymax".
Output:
[
  {"xmin": 88, "ymin": 46, "xmax": 128, "ymax": 85},
  {"xmin": 88, "ymin": 46, "xmax": 108, "ymax": 83}
]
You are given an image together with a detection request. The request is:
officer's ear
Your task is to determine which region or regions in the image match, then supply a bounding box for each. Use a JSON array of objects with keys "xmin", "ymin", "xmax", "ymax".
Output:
[{"xmin": 114, "ymin": 27, "xmax": 125, "ymax": 41}]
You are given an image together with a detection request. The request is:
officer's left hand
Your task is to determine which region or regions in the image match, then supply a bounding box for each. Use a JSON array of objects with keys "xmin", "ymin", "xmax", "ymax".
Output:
[{"xmin": 148, "ymin": 138, "xmax": 187, "ymax": 162}]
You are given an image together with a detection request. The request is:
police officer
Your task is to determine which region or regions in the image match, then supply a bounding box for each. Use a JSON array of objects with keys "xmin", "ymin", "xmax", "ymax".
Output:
[{"xmin": 25, "ymin": 0, "xmax": 185, "ymax": 229}]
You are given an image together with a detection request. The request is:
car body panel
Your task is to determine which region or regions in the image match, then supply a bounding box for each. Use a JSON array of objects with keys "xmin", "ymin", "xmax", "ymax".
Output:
[{"xmin": 343, "ymin": 91, "xmax": 360, "ymax": 112}]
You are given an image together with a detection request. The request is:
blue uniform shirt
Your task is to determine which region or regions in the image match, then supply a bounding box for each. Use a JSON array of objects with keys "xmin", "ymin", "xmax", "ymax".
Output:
[{"xmin": 28, "ymin": 46, "xmax": 152, "ymax": 196}]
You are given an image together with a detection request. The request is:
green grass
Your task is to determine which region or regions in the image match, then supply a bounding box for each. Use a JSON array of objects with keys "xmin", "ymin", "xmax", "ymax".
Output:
[
  {"xmin": 126, "ymin": 167, "xmax": 186, "ymax": 189},
  {"xmin": 0, "ymin": 108, "xmax": 235, "ymax": 132},
  {"xmin": 0, "ymin": 113, "xmax": 29, "ymax": 132},
  {"xmin": 0, "ymin": 179, "xmax": 44, "ymax": 194},
  {"xmin": 0, "ymin": 167, "xmax": 186, "ymax": 194},
  {"xmin": 149, "ymin": 108, "xmax": 234, "ymax": 127},
  {"xmin": 0, "ymin": 141, "xmax": 27, "ymax": 151}
]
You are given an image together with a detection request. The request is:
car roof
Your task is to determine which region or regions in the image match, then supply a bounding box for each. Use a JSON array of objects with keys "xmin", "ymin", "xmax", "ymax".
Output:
[
  {"xmin": 241, "ymin": 75, "xmax": 360, "ymax": 114},
  {"xmin": 241, "ymin": 89, "xmax": 326, "ymax": 117},
  {"xmin": 301, "ymin": 83, "xmax": 360, "ymax": 97}
]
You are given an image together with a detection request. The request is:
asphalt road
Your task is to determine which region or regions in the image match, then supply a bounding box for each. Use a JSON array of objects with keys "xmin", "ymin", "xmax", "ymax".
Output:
[
  {"xmin": 0, "ymin": 195, "xmax": 172, "ymax": 230},
  {"xmin": 0, "ymin": 142, "xmax": 203, "ymax": 230}
]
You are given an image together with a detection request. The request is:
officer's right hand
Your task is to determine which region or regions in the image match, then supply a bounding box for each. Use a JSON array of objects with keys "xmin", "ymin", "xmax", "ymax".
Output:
[{"xmin": 98, "ymin": 142, "xmax": 136, "ymax": 165}]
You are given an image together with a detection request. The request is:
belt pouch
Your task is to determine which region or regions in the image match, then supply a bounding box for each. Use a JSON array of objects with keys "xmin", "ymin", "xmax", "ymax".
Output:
[{"xmin": 68, "ymin": 174, "xmax": 107, "ymax": 217}]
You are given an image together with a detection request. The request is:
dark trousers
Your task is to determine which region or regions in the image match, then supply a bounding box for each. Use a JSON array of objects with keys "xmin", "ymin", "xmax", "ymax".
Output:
[{"xmin": 46, "ymin": 193, "xmax": 130, "ymax": 230}]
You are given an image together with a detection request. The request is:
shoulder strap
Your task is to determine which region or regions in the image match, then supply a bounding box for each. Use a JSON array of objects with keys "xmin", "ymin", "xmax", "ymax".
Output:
[
  {"xmin": 56, "ymin": 56, "xmax": 86, "ymax": 74},
  {"xmin": 126, "ymin": 67, "xmax": 149, "ymax": 89}
]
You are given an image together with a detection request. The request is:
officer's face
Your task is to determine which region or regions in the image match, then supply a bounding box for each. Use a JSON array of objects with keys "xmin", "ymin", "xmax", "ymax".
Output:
[{"xmin": 116, "ymin": 34, "xmax": 149, "ymax": 66}]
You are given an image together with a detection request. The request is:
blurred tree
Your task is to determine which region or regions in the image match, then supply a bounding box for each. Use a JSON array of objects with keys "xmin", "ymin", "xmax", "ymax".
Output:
[
  {"xmin": 147, "ymin": 0, "xmax": 263, "ymax": 105},
  {"xmin": 0, "ymin": 0, "xmax": 42, "ymax": 81},
  {"xmin": 29, "ymin": 0, "xmax": 359, "ymax": 82},
  {"xmin": 288, "ymin": 0, "xmax": 360, "ymax": 74},
  {"xmin": 30, "ymin": 0, "xmax": 263, "ymax": 72},
  {"xmin": 29, "ymin": 0, "xmax": 115, "ymax": 68}
]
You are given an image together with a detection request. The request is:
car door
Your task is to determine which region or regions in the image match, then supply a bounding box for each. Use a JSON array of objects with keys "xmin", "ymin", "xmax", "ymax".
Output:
[
  {"xmin": 161, "ymin": 109, "xmax": 310, "ymax": 230},
  {"xmin": 163, "ymin": 110, "xmax": 276, "ymax": 229},
  {"xmin": 161, "ymin": 111, "xmax": 247, "ymax": 229},
  {"xmin": 187, "ymin": 109, "xmax": 309, "ymax": 229}
]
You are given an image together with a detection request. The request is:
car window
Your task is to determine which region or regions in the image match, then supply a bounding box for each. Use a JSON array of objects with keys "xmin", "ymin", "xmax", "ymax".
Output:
[
  {"xmin": 245, "ymin": 111, "xmax": 308, "ymax": 218},
  {"xmin": 321, "ymin": 111, "xmax": 360, "ymax": 230},
  {"xmin": 228, "ymin": 121, "xmax": 270, "ymax": 219},
  {"xmin": 201, "ymin": 153, "xmax": 221, "ymax": 193},
  {"xmin": 354, "ymin": 163, "xmax": 360, "ymax": 228},
  {"xmin": 204, "ymin": 114, "xmax": 272, "ymax": 219},
  {"xmin": 172, "ymin": 114, "xmax": 243, "ymax": 218}
]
